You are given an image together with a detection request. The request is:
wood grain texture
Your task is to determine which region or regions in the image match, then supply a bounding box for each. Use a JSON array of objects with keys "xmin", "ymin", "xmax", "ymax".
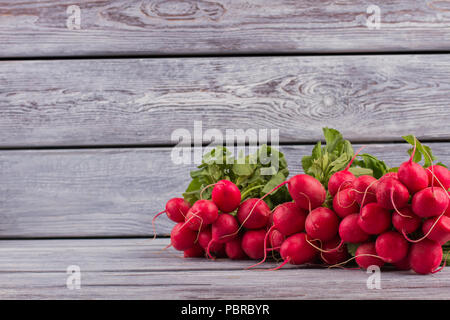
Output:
[
  {"xmin": 1, "ymin": 55, "xmax": 450, "ymax": 147},
  {"xmin": 1, "ymin": 0, "xmax": 450, "ymax": 57},
  {"xmin": 0, "ymin": 143, "xmax": 448, "ymax": 238},
  {"xmin": 0, "ymin": 238, "xmax": 448, "ymax": 299}
]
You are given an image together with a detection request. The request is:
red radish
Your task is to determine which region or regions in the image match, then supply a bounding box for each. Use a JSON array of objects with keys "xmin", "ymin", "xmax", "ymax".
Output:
[
  {"xmin": 198, "ymin": 227, "xmax": 224, "ymax": 255},
  {"xmin": 184, "ymin": 243, "xmax": 204, "ymax": 258},
  {"xmin": 205, "ymin": 213, "xmax": 240, "ymax": 258},
  {"xmin": 214, "ymin": 246, "xmax": 227, "ymax": 258},
  {"xmin": 338, "ymin": 213, "xmax": 369, "ymax": 243},
  {"xmin": 412, "ymin": 187, "xmax": 449, "ymax": 218},
  {"xmin": 153, "ymin": 198, "xmax": 191, "ymax": 222},
  {"xmin": 379, "ymin": 172, "xmax": 398, "ymax": 182},
  {"xmin": 184, "ymin": 209, "xmax": 207, "ymax": 232},
  {"xmin": 328, "ymin": 170, "xmax": 355, "ymax": 197},
  {"xmin": 392, "ymin": 206, "xmax": 421, "ymax": 234},
  {"xmin": 237, "ymin": 198, "xmax": 271, "ymax": 229},
  {"xmin": 353, "ymin": 175, "xmax": 378, "ymax": 206},
  {"xmin": 358, "ymin": 203, "xmax": 391, "ymax": 235},
  {"xmin": 245, "ymin": 227, "xmax": 286, "ymax": 269},
  {"xmin": 355, "ymin": 242, "xmax": 385, "ymax": 269},
  {"xmin": 333, "ymin": 188, "xmax": 359, "ymax": 218},
  {"xmin": 375, "ymin": 231, "xmax": 409, "ymax": 263},
  {"xmin": 152, "ymin": 198, "xmax": 191, "ymax": 238},
  {"xmin": 305, "ymin": 207, "xmax": 340, "ymax": 242},
  {"xmin": 320, "ymin": 237, "xmax": 349, "ymax": 265},
  {"xmin": 426, "ymin": 165, "xmax": 450, "ymax": 190},
  {"xmin": 197, "ymin": 228, "xmax": 211, "ymax": 249},
  {"xmin": 211, "ymin": 180, "xmax": 241, "ymax": 213},
  {"xmin": 211, "ymin": 213, "xmax": 240, "ymax": 243},
  {"xmin": 287, "ymin": 175, "xmax": 326, "ymax": 211},
  {"xmin": 278, "ymin": 233, "xmax": 317, "ymax": 267},
  {"xmin": 327, "ymin": 146, "xmax": 366, "ymax": 196},
  {"xmin": 266, "ymin": 228, "xmax": 285, "ymax": 250},
  {"xmin": 164, "ymin": 198, "xmax": 190, "ymax": 222},
  {"xmin": 393, "ymin": 253, "xmax": 411, "ymax": 271},
  {"xmin": 446, "ymin": 195, "xmax": 450, "ymax": 217},
  {"xmin": 409, "ymin": 239, "xmax": 443, "ymax": 275},
  {"xmin": 397, "ymin": 141, "xmax": 429, "ymax": 194},
  {"xmin": 242, "ymin": 229, "xmax": 267, "ymax": 260},
  {"xmin": 422, "ymin": 215, "xmax": 450, "ymax": 245},
  {"xmin": 225, "ymin": 237, "xmax": 247, "ymax": 260},
  {"xmin": 170, "ymin": 222, "xmax": 197, "ymax": 251},
  {"xmin": 271, "ymin": 202, "xmax": 307, "ymax": 236},
  {"xmin": 245, "ymin": 175, "xmax": 325, "ymax": 230},
  {"xmin": 376, "ymin": 177, "xmax": 409, "ymax": 211},
  {"xmin": 185, "ymin": 199, "xmax": 219, "ymax": 231}
]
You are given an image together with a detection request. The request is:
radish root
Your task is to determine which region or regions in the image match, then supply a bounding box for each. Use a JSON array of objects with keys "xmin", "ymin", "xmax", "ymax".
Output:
[
  {"xmin": 327, "ymin": 253, "xmax": 383, "ymax": 269},
  {"xmin": 267, "ymin": 257, "xmax": 291, "ymax": 271},
  {"xmin": 307, "ymin": 238, "xmax": 344, "ymax": 254},
  {"xmin": 151, "ymin": 210, "xmax": 166, "ymax": 240},
  {"xmin": 402, "ymin": 209, "xmax": 446, "ymax": 243},
  {"xmin": 245, "ymin": 225, "xmax": 275, "ymax": 270}
]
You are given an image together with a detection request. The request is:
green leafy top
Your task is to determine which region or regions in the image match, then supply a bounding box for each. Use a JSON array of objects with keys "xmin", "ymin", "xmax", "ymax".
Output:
[
  {"xmin": 352, "ymin": 154, "xmax": 389, "ymax": 179},
  {"xmin": 301, "ymin": 128, "xmax": 389, "ymax": 188},
  {"xmin": 301, "ymin": 128, "xmax": 354, "ymax": 186},
  {"xmin": 183, "ymin": 145, "xmax": 292, "ymax": 210},
  {"xmin": 402, "ymin": 135, "xmax": 447, "ymax": 168}
]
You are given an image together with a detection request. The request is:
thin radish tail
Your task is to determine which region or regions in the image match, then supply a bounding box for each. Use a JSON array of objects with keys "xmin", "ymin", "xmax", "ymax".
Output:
[
  {"xmin": 344, "ymin": 145, "xmax": 368, "ymax": 171},
  {"xmin": 245, "ymin": 225, "xmax": 274, "ymax": 270},
  {"xmin": 333, "ymin": 265, "xmax": 362, "ymax": 271},
  {"xmin": 307, "ymin": 238, "xmax": 344, "ymax": 254},
  {"xmin": 432, "ymin": 250, "xmax": 450, "ymax": 274},
  {"xmin": 269, "ymin": 246, "xmax": 280, "ymax": 261},
  {"xmin": 336, "ymin": 184, "xmax": 357, "ymax": 209},
  {"xmin": 183, "ymin": 210, "xmax": 204, "ymax": 241},
  {"xmin": 199, "ymin": 182, "xmax": 224, "ymax": 200},
  {"xmin": 390, "ymin": 188, "xmax": 412, "ymax": 218},
  {"xmin": 193, "ymin": 213, "xmax": 203, "ymax": 243},
  {"xmin": 151, "ymin": 210, "xmax": 166, "ymax": 240},
  {"xmin": 358, "ymin": 179, "xmax": 378, "ymax": 211},
  {"xmin": 180, "ymin": 210, "xmax": 203, "ymax": 233},
  {"xmin": 426, "ymin": 168, "xmax": 450, "ymax": 200},
  {"xmin": 320, "ymin": 251, "xmax": 361, "ymax": 270},
  {"xmin": 157, "ymin": 243, "xmax": 172, "ymax": 254},
  {"xmin": 221, "ymin": 181, "xmax": 289, "ymax": 241},
  {"xmin": 320, "ymin": 251, "xmax": 355, "ymax": 268},
  {"xmin": 320, "ymin": 252, "xmax": 330, "ymax": 265},
  {"xmin": 297, "ymin": 191, "xmax": 312, "ymax": 213},
  {"xmin": 178, "ymin": 207, "xmax": 187, "ymax": 219},
  {"xmin": 402, "ymin": 209, "xmax": 446, "ymax": 243},
  {"xmin": 267, "ymin": 257, "xmax": 291, "ymax": 271},
  {"xmin": 327, "ymin": 253, "xmax": 384, "ymax": 269},
  {"xmin": 206, "ymin": 239, "xmax": 215, "ymax": 260}
]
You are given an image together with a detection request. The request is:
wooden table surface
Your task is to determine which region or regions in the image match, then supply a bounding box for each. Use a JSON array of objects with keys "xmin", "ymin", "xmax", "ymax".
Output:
[
  {"xmin": 0, "ymin": 238, "xmax": 449, "ymax": 300},
  {"xmin": 0, "ymin": 0, "xmax": 449, "ymax": 299}
]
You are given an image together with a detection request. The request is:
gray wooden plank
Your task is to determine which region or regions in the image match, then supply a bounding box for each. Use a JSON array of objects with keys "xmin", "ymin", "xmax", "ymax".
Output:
[
  {"xmin": 1, "ymin": 0, "xmax": 450, "ymax": 57},
  {"xmin": 1, "ymin": 56, "xmax": 450, "ymax": 147},
  {"xmin": 0, "ymin": 143, "xmax": 448, "ymax": 238},
  {"xmin": 0, "ymin": 238, "xmax": 448, "ymax": 299}
]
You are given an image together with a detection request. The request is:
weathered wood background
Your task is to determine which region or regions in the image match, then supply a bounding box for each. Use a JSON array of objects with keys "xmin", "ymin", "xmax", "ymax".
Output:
[
  {"xmin": 1, "ymin": 0, "xmax": 450, "ymax": 56},
  {"xmin": 0, "ymin": 0, "xmax": 449, "ymax": 300}
]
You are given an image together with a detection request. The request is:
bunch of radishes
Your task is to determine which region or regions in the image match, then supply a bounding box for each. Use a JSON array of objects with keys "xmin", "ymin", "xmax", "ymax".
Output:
[
  {"xmin": 155, "ymin": 144, "xmax": 449, "ymax": 275},
  {"xmin": 329, "ymin": 152, "xmax": 450, "ymax": 275}
]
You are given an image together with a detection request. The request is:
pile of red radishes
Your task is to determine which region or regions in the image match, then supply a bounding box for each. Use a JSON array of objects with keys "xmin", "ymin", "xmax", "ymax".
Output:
[{"xmin": 155, "ymin": 148, "xmax": 450, "ymax": 275}]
